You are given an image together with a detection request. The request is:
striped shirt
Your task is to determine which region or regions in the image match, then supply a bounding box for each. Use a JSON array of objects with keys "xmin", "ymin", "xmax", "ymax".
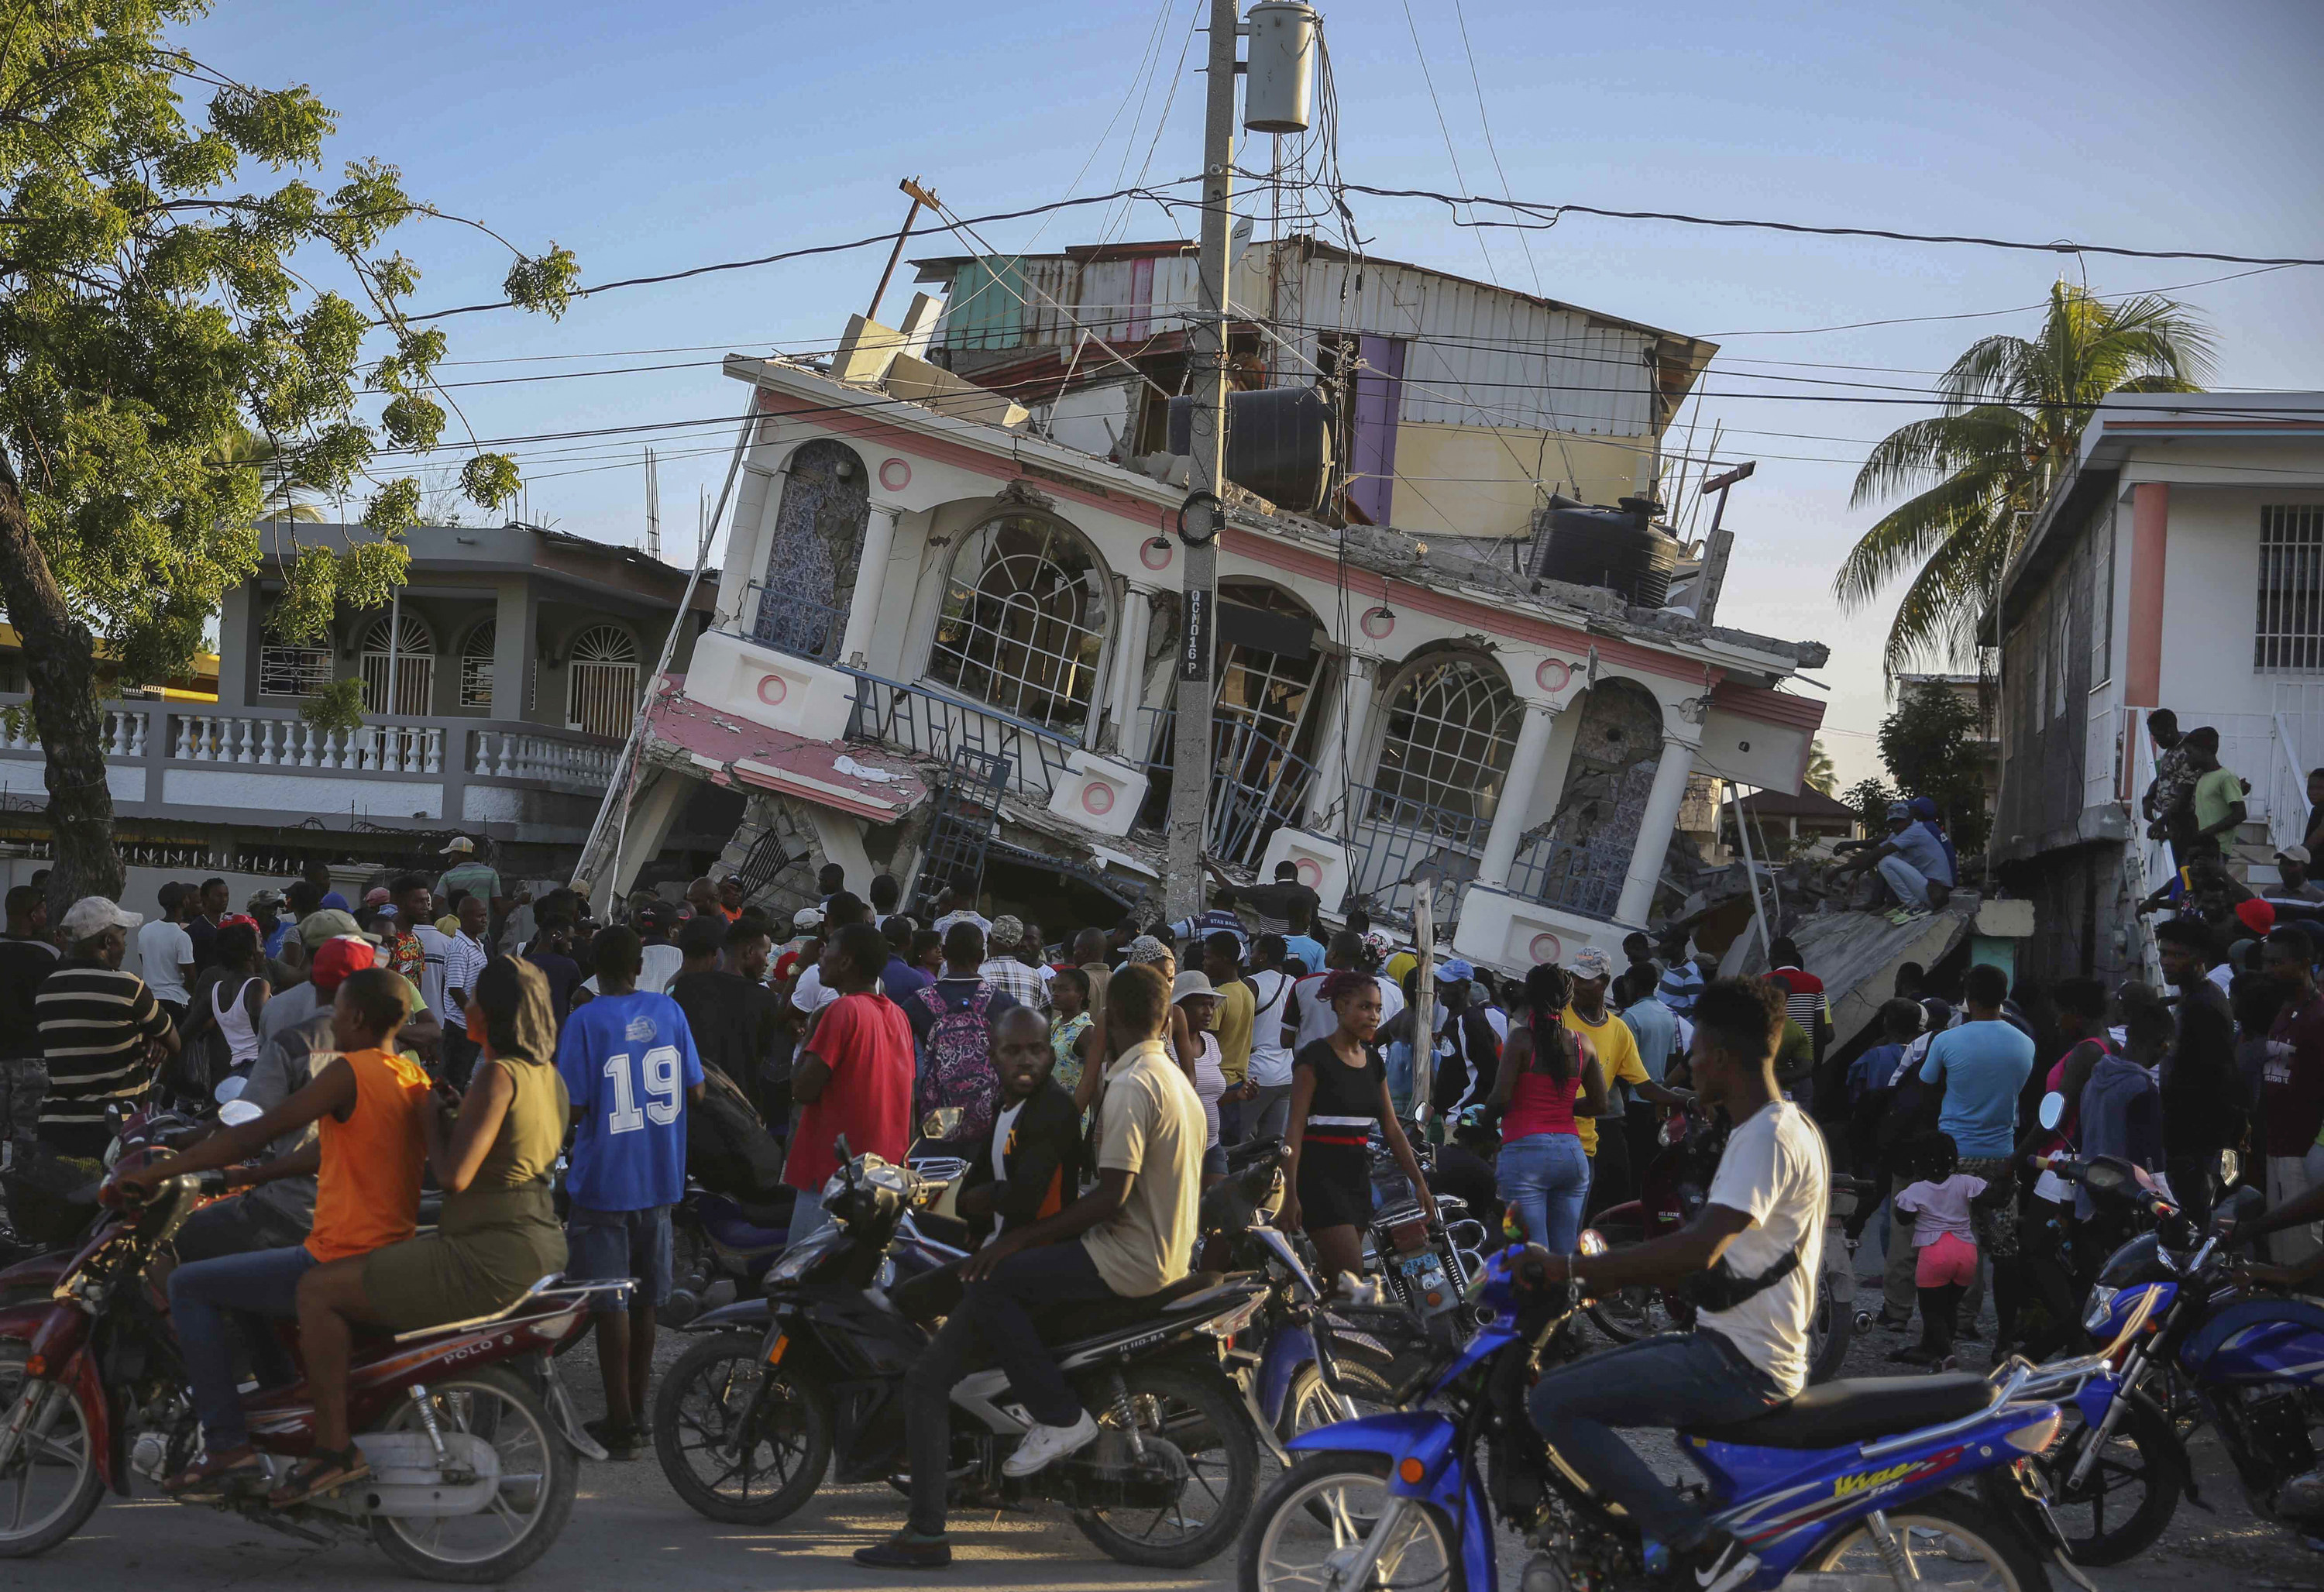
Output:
[
  {"xmin": 36, "ymin": 959, "xmax": 173, "ymax": 1157},
  {"xmin": 1767, "ymin": 966, "xmax": 1827, "ymax": 1036},
  {"xmin": 1656, "ymin": 958, "xmax": 1705, "ymax": 1019}
]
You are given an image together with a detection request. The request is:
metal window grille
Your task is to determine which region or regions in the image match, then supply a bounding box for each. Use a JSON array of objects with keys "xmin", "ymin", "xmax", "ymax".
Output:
[
  {"xmin": 259, "ymin": 645, "xmax": 331, "ymax": 698},
  {"xmin": 1367, "ymin": 657, "xmax": 1521, "ymax": 825},
  {"xmin": 926, "ymin": 514, "xmax": 1105, "ymax": 738},
  {"xmin": 2257, "ymin": 506, "xmax": 2324, "ymax": 671},
  {"xmin": 565, "ymin": 624, "xmax": 638, "ymax": 738},
  {"xmin": 359, "ymin": 614, "xmax": 435, "ymax": 715},
  {"xmin": 460, "ymin": 621, "xmax": 496, "ymax": 709}
]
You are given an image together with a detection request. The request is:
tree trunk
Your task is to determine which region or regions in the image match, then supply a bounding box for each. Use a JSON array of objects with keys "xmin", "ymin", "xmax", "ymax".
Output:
[{"xmin": 0, "ymin": 453, "xmax": 125, "ymax": 921}]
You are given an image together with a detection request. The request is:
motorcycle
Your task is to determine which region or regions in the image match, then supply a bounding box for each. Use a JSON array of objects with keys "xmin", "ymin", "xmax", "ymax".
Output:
[
  {"xmin": 662, "ymin": 1181, "xmax": 794, "ymax": 1328},
  {"xmin": 1999, "ymin": 1126, "xmax": 2316, "ymax": 1566},
  {"xmin": 1240, "ymin": 1243, "xmax": 2115, "ymax": 1592},
  {"xmin": 0, "ymin": 1169, "xmax": 619, "ymax": 1580},
  {"xmin": 652, "ymin": 1129, "xmax": 1267, "ymax": 1567},
  {"xmin": 1583, "ymin": 1103, "xmax": 1859, "ymax": 1382}
]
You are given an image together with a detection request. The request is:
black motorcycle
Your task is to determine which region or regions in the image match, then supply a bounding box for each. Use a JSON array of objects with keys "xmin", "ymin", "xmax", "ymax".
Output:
[{"xmin": 651, "ymin": 1136, "xmax": 1266, "ymax": 1567}]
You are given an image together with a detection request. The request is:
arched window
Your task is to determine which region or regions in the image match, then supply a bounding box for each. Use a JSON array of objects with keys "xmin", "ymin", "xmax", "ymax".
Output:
[
  {"xmin": 926, "ymin": 513, "xmax": 1109, "ymax": 737},
  {"xmin": 755, "ymin": 438, "xmax": 868, "ymax": 661},
  {"xmin": 565, "ymin": 624, "xmax": 638, "ymax": 738},
  {"xmin": 359, "ymin": 613, "xmax": 435, "ymax": 716},
  {"xmin": 1369, "ymin": 655, "xmax": 1521, "ymax": 823},
  {"xmin": 459, "ymin": 620, "xmax": 497, "ymax": 710}
]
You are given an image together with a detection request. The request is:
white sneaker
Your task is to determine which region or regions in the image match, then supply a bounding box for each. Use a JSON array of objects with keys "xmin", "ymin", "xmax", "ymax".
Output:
[{"xmin": 1002, "ymin": 1410, "xmax": 1100, "ymax": 1477}]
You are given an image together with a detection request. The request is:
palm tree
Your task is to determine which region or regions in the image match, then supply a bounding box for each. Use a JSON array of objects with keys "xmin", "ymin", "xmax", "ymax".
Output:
[
  {"xmin": 1803, "ymin": 740, "xmax": 1838, "ymax": 796},
  {"xmin": 1834, "ymin": 283, "xmax": 2213, "ymax": 673},
  {"xmin": 213, "ymin": 424, "xmax": 328, "ymax": 522}
]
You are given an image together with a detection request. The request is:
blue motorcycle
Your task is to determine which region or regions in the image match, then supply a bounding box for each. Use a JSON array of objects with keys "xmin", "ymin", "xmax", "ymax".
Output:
[
  {"xmin": 1242, "ymin": 1245, "xmax": 2102, "ymax": 1592},
  {"xmin": 2010, "ymin": 1148, "xmax": 2324, "ymax": 1564}
]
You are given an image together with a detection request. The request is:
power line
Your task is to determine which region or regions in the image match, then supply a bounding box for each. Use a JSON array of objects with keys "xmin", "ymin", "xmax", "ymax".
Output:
[
  {"xmin": 402, "ymin": 177, "xmax": 1203, "ymax": 323},
  {"xmin": 1335, "ymin": 183, "xmax": 2324, "ymax": 269},
  {"xmin": 1705, "ymin": 263, "xmax": 2300, "ymax": 338}
]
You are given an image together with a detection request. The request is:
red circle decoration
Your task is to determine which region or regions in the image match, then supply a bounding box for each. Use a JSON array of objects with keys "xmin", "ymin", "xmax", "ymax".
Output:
[
  {"xmin": 1360, "ymin": 607, "xmax": 1396, "ymax": 639},
  {"xmin": 878, "ymin": 457, "xmax": 911, "ymax": 491},
  {"xmin": 1140, "ymin": 539, "xmax": 1173, "ymax": 571},
  {"xmin": 1081, "ymin": 781, "xmax": 1116, "ymax": 817},
  {"xmin": 1536, "ymin": 658, "xmax": 1572, "ymax": 693},
  {"xmin": 755, "ymin": 674, "xmax": 789, "ymax": 707},
  {"xmin": 1295, "ymin": 858, "xmax": 1322, "ymax": 888},
  {"xmin": 1528, "ymin": 932, "xmax": 1563, "ymax": 964}
]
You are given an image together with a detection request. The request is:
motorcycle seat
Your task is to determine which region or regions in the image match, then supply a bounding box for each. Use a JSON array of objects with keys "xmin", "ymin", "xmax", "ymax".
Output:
[
  {"xmin": 1687, "ymin": 1374, "xmax": 1996, "ymax": 1450},
  {"xmin": 1033, "ymin": 1271, "xmax": 1226, "ymax": 1342}
]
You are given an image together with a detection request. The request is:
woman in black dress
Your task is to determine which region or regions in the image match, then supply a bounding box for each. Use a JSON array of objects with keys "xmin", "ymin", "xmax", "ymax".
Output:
[{"xmin": 1281, "ymin": 968, "xmax": 1435, "ymax": 1281}]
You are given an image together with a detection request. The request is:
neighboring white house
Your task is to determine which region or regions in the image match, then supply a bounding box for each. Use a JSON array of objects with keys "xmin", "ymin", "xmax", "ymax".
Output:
[{"xmin": 1994, "ymin": 392, "xmax": 2324, "ymax": 983}]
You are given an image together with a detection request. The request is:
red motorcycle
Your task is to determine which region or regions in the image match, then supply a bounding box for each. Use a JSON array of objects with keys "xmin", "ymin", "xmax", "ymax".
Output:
[
  {"xmin": 0, "ymin": 1171, "xmax": 620, "ymax": 1581},
  {"xmin": 1580, "ymin": 1103, "xmax": 1858, "ymax": 1383}
]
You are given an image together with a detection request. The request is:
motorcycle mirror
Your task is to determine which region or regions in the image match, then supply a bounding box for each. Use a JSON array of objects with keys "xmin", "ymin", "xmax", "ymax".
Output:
[
  {"xmin": 214, "ymin": 1075, "xmax": 247, "ymax": 1104},
  {"xmin": 921, "ymin": 1107, "xmax": 963, "ymax": 1140},
  {"xmin": 2037, "ymin": 1092, "xmax": 2065, "ymax": 1132},
  {"xmin": 218, "ymin": 1099, "xmax": 263, "ymax": 1127}
]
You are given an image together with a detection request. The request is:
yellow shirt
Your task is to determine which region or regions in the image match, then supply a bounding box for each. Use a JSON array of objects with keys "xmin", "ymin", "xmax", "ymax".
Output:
[
  {"xmin": 1384, "ymin": 951, "xmax": 1418, "ymax": 988},
  {"xmin": 1212, "ymin": 978, "xmax": 1255, "ymax": 1085},
  {"xmin": 1563, "ymin": 1006, "xmax": 1647, "ymax": 1156}
]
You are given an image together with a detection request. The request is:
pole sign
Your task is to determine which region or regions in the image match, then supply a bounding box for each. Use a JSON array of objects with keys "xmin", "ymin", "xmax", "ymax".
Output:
[{"xmin": 1179, "ymin": 586, "xmax": 1212, "ymax": 683}]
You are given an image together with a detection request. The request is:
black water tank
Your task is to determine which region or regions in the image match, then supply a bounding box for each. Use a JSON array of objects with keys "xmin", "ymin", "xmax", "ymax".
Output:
[
  {"xmin": 1164, "ymin": 387, "xmax": 1334, "ymax": 515},
  {"xmin": 1529, "ymin": 494, "xmax": 1680, "ymax": 608}
]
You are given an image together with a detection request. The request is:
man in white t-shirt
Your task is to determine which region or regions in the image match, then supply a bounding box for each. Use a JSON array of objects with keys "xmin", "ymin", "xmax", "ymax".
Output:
[
  {"xmin": 1520, "ymin": 977, "xmax": 1828, "ymax": 1592},
  {"xmin": 137, "ymin": 882, "xmax": 198, "ymax": 1021}
]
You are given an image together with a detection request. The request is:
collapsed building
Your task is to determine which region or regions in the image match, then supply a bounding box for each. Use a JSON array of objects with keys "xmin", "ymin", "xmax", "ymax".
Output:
[{"xmin": 577, "ymin": 239, "xmax": 1831, "ymax": 972}]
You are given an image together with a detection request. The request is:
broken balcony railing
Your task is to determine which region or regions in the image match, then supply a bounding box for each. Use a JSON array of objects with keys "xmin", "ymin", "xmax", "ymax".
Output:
[
  {"xmin": 747, "ymin": 580, "xmax": 847, "ymax": 665},
  {"xmin": 1340, "ymin": 784, "xmax": 1488, "ymax": 928},
  {"xmin": 1506, "ymin": 830, "xmax": 1626, "ymax": 920},
  {"xmin": 841, "ymin": 669, "xmax": 1074, "ymax": 804},
  {"xmin": 1133, "ymin": 706, "xmax": 1322, "ymax": 872}
]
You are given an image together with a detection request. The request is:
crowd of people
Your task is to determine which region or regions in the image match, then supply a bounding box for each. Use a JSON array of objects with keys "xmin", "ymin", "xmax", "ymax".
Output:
[{"xmin": 2, "ymin": 756, "xmax": 2319, "ymax": 1577}]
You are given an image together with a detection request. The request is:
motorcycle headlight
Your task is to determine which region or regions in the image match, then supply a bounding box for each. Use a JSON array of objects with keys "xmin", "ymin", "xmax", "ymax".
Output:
[
  {"xmin": 768, "ymin": 1227, "xmax": 843, "ymax": 1284},
  {"xmin": 2082, "ymin": 1284, "xmax": 2119, "ymax": 1333}
]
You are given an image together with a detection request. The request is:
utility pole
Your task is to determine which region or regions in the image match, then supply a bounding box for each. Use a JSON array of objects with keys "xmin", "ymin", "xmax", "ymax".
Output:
[{"xmin": 1164, "ymin": 0, "xmax": 1242, "ymax": 924}]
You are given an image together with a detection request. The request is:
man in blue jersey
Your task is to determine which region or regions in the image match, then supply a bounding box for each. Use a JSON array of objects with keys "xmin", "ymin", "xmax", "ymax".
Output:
[{"xmin": 557, "ymin": 925, "xmax": 705, "ymax": 1459}]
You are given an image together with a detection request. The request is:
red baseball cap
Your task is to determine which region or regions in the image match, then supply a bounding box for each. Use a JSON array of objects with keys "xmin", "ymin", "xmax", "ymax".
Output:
[
  {"xmin": 2236, "ymin": 897, "xmax": 2277, "ymax": 937},
  {"xmin": 310, "ymin": 934, "xmax": 378, "ymax": 992}
]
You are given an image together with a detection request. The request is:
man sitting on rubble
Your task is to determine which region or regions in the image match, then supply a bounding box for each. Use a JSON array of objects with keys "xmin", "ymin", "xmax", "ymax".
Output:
[{"xmin": 1833, "ymin": 800, "xmax": 1954, "ymax": 920}]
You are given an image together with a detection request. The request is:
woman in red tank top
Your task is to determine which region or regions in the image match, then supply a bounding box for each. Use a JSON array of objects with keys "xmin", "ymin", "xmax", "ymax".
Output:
[{"xmin": 1488, "ymin": 964, "xmax": 1609, "ymax": 1250}]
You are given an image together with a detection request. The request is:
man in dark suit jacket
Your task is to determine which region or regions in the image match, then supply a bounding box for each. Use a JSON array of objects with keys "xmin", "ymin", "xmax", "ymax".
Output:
[{"xmin": 958, "ymin": 1006, "xmax": 1085, "ymax": 1240}]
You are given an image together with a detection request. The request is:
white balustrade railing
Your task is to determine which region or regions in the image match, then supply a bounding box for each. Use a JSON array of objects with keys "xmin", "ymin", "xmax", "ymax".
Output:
[
  {"xmin": 0, "ymin": 707, "xmax": 150, "ymax": 756},
  {"xmin": 168, "ymin": 713, "xmax": 444, "ymax": 775},
  {"xmin": 469, "ymin": 728, "xmax": 620, "ymax": 793}
]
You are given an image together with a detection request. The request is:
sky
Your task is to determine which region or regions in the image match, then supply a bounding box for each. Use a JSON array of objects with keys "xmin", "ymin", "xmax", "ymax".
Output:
[{"xmin": 187, "ymin": 0, "xmax": 2324, "ymax": 788}]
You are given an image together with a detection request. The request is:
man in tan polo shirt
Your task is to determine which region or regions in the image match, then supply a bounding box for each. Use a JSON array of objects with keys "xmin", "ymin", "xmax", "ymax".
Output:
[{"xmin": 856, "ymin": 961, "xmax": 1206, "ymax": 1571}]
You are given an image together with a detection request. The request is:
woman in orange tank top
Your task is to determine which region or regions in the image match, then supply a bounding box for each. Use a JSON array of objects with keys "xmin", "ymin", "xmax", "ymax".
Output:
[{"xmin": 121, "ymin": 961, "xmax": 430, "ymax": 1502}]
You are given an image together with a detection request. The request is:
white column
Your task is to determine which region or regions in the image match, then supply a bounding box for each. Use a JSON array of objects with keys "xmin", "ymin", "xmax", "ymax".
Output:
[
  {"xmin": 839, "ymin": 504, "xmax": 901, "ymax": 668},
  {"xmin": 1474, "ymin": 700, "xmax": 1561, "ymax": 889},
  {"xmin": 1615, "ymin": 731, "xmax": 1703, "ymax": 926},
  {"xmin": 1306, "ymin": 654, "xmax": 1377, "ymax": 834},
  {"xmin": 1107, "ymin": 587, "xmax": 1153, "ymax": 755}
]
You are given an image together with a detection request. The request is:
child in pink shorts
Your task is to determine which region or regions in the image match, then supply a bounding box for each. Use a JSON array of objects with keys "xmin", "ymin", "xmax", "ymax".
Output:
[{"xmin": 1891, "ymin": 1132, "xmax": 1984, "ymax": 1368}]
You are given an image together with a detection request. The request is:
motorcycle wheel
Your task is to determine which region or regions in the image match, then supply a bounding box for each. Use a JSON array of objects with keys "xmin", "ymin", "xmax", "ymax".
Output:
[
  {"xmin": 654, "ymin": 1331, "xmax": 832, "ymax": 1525},
  {"xmin": 1801, "ymin": 1489, "xmax": 2050, "ymax": 1592},
  {"xmin": 1807, "ymin": 1264, "xmax": 1855, "ymax": 1384},
  {"xmin": 368, "ymin": 1364, "xmax": 578, "ymax": 1584},
  {"xmin": 1278, "ymin": 1360, "xmax": 1397, "ymax": 1445},
  {"xmin": 1978, "ymin": 1389, "xmax": 2181, "ymax": 1566},
  {"xmin": 0, "ymin": 1344, "xmax": 105, "ymax": 1559},
  {"xmin": 1239, "ymin": 1452, "xmax": 1463, "ymax": 1592},
  {"xmin": 1071, "ymin": 1363, "xmax": 1258, "ymax": 1569}
]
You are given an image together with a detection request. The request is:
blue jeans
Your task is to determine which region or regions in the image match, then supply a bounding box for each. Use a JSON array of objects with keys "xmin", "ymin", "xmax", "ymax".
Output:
[
  {"xmin": 1528, "ymin": 1329, "xmax": 1784, "ymax": 1548},
  {"xmin": 1497, "ymin": 1133, "xmax": 1591, "ymax": 1250},
  {"xmin": 168, "ymin": 1243, "xmax": 317, "ymax": 1450}
]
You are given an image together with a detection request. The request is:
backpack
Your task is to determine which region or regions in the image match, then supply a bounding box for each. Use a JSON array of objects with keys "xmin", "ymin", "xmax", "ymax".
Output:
[
  {"xmin": 912, "ymin": 982, "xmax": 999, "ymax": 1142},
  {"xmin": 688, "ymin": 1066, "xmax": 786, "ymax": 1198}
]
